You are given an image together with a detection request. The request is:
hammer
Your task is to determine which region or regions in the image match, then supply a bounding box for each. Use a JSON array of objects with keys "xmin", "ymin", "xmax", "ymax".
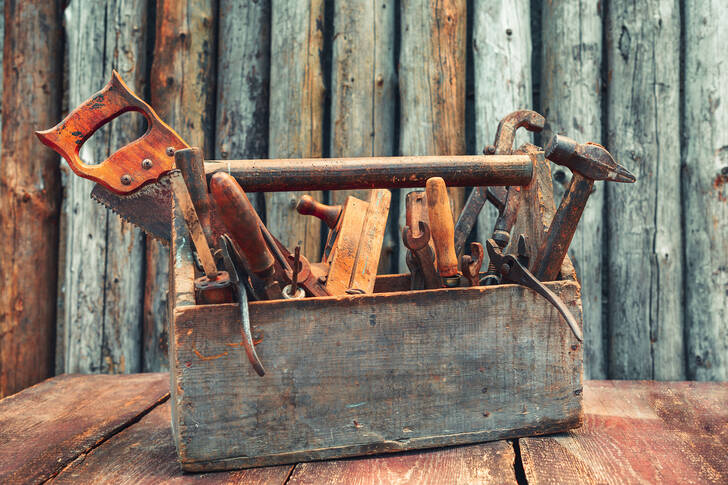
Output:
[{"xmin": 532, "ymin": 135, "xmax": 636, "ymax": 281}]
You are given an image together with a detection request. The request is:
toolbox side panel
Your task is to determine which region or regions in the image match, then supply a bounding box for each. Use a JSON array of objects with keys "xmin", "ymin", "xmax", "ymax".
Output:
[{"xmin": 170, "ymin": 282, "xmax": 583, "ymax": 471}]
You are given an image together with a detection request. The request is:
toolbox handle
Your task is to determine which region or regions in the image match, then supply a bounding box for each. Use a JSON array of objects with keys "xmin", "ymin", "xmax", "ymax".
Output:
[{"xmin": 204, "ymin": 154, "xmax": 534, "ymax": 192}]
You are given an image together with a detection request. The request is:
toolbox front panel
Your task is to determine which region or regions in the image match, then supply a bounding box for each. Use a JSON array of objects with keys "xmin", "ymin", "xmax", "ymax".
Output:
[{"xmin": 170, "ymin": 282, "xmax": 583, "ymax": 470}]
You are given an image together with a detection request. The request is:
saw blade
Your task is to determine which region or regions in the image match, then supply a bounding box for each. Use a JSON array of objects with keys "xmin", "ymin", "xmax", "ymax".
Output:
[{"xmin": 91, "ymin": 179, "xmax": 173, "ymax": 243}]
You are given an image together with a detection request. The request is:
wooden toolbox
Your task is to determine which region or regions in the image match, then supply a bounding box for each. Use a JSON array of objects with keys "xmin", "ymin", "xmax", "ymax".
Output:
[{"xmin": 167, "ymin": 148, "xmax": 583, "ymax": 472}]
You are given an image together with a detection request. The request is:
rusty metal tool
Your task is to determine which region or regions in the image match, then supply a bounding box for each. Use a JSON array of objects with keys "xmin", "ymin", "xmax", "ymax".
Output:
[
  {"xmin": 175, "ymin": 147, "xmax": 214, "ymax": 246},
  {"xmin": 168, "ymin": 170, "xmax": 233, "ymax": 304},
  {"xmin": 426, "ymin": 177, "xmax": 460, "ymax": 287},
  {"xmin": 460, "ymin": 242, "xmax": 484, "ymax": 287},
  {"xmin": 281, "ymin": 246, "xmax": 305, "ymax": 300},
  {"xmin": 209, "ymin": 172, "xmax": 283, "ymax": 300},
  {"xmin": 485, "ymin": 239, "xmax": 583, "ymax": 342},
  {"xmin": 454, "ymin": 110, "xmax": 545, "ymax": 257},
  {"xmin": 36, "ymin": 71, "xmax": 534, "ymax": 247},
  {"xmin": 532, "ymin": 135, "xmax": 636, "ymax": 281},
  {"xmin": 258, "ymin": 223, "xmax": 330, "ymax": 298},
  {"xmin": 404, "ymin": 190, "xmax": 437, "ymax": 264},
  {"xmin": 480, "ymin": 183, "xmax": 524, "ymax": 286},
  {"xmin": 172, "ymin": 148, "xmax": 233, "ymax": 304},
  {"xmin": 405, "ymin": 249, "xmax": 425, "ymax": 290},
  {"xmin": 403, "ymin": 191, "xmax": 439, "ymax": 289},
  {"xmin": 402, "ymin": 222, "xmax": 442, "ymax": 290},
  {"xmin": 218, "ymin": 234, "xmax": 265, "ymax": 376}
]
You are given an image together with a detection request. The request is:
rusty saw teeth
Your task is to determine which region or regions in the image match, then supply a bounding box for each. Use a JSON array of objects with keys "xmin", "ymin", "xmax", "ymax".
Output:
[{"xmin": 90, "ymin": 179, "xmax": 173, "ymax": 243}]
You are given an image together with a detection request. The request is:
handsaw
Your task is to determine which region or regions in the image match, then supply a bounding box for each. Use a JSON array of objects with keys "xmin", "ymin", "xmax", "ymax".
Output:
[{"xmin": 36, "ymin": 70, "xmax": 189, "ymax": 242}]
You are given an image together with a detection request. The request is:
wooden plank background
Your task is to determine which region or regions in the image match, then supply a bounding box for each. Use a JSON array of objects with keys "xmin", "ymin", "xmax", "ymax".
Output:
[{"xmin": 0, "ymin": 0, "xmax": 726, "ymax": 397}]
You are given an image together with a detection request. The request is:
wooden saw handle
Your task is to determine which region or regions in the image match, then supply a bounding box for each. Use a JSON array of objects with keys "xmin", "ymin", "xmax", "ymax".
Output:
[
  {"xmin": 426, "ymin": 177, "xmax": 459, "ymax": 278},
  {"xmin": 35, "ymin": 70, "xmax": 188, "ymax": 194}
]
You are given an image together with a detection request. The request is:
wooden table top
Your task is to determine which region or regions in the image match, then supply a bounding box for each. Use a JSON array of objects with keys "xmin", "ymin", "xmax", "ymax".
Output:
[{"xmin": 0, "ymin": 374, "xmax": 725, "ymax": 484}]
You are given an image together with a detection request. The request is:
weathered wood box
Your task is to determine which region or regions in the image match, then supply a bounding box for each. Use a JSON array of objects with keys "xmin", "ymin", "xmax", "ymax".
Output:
[{"xmin": 168, "ymin": 150, "xmax": 583, "ymax": 472}]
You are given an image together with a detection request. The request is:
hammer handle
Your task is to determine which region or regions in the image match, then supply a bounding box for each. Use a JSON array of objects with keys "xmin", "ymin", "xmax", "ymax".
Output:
[
  {"xmin": 426, "ymin": 177, "xmax": 459, "ymax": 278},
  {"xmin": 532, "ymin": 173, "xmax": 593, "ymax": 281},
  {"xmin": 209, "ymin": 172, "xmax": 275, "ymax": 276},
  {"xmin": 175, "ymin": 148, "xmax": 213, "ymax": 246}
]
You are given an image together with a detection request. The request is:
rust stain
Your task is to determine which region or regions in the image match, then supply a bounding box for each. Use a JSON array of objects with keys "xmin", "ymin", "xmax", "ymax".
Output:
[
  {"xmin": 712, "ymin": 172, "xmax": 728, "ymax": 202},
  {"xmin": 193, "ymin": 349, "xmax": 228, "ymax": 361},
  {"xmin": 226, "ymin": 337, "xmax": 263, "ymax": 347}
]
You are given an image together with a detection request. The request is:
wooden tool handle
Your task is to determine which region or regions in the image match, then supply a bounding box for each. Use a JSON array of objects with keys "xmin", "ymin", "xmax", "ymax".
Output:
[
  {"xmin": 209, "ymin": 172, "xmax": 274, "ymax": 276},
  {"xmin": 426, "ymin": 177, "xmax": 459, "ymax": 278},
  {"xmin": 296, "ymin": 194, "xmax": 341, "ymax": 229},
  {"xmin": 175, "ymin": 147, "xmax": 213, "ymax": 246},
  {"xmin": 35, "ymin": 70, "xmax": 188, "ymax": 194}
]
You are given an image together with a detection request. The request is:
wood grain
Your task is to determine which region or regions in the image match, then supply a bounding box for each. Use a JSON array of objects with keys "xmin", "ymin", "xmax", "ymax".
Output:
[
  {"xmin": 325, "ymin": 194, "xmax": 378, "ymax": 295},
  {"xmin": 0, "ymin": 0, "xmax": 61, "ymax": 396},
  {"xmin": 472, "ymin": 0, "xmax": 534, "ymax": 246},
  {"xmin": 520, "ymin": 380, "xmax": 728, "ymax": 484},
  {"xmin": 330, "ymin": 0, "xmax": 397, "ymax": 272},
  {"xmin": 287, "ymin": 441, "xmax": 517, "ymax": 484},
  {"xmin": 683, "ymin": 1, "xmax": 728, "ymax": 381},
  {"xmin": 59, "ymin": 0, "xmax": 148, "ymax": 374},
  {"xmin": 267, "ymin": 0, "xmax": 325, "ymax": 261},
  {"xmin": 541, "ymin": 0, "xmax": 605, "ymax": 379},
  {"xmin": 146, "ymin": 0, "xmax": 216, "ymax": 372},
  {"xmin": 399, "ymin": 0, "xmax": 467, "ymax": 271},
  {"xmin": 0, "ymin": 373, "xmax": 168, "ymax": 483},
  {"xmin": 52, "ymin": 402, "xmax": 293, "ymax": 484},
  {"xmin": 170, "ymin": 283, "xmax": 582, "ymax": 470},
  {"xmin": 606, "ymin": 0, "xmax": 684, "ymax": 379},
  {"xmin": 216, "ymin": 0, "xmax": 270, "ymax": 214}
]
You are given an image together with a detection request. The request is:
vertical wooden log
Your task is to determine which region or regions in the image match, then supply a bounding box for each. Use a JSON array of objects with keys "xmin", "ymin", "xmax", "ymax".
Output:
[
  {"xmin": 60, "ymin": 0, "xmax": 148, "ymax": 374},
  {"xmin": 683, "ymin": 1, "xmax": 728, "ymax": 381},
  {"xmin": 330, "ymin": 0, "xmax": 396, "ymax": 272},
  {"xmin": 267, "ymin": 0, "xmax": 325, "ymax": 260},
  {"xmin": 606, "ymin": 0, "xmax": 683, "ymax": 379},
  {"xmin": 541, "ymin": 0, "xmax": 604, "ymax": 378},
  {"xmin": 215, "ymin": 0, "xmax": 270, "ymax": 214},
  {"xmin": 0, "ymin": 0, "xmax": 61, "ymax": 396},
  {"xmin": 472, "ymin": 0, "xmax": 532, "ymax": 245},
  {"xmin": 146, "ymin": 0, "xmax": 216, "ymax": 372},
  {"xmin": 399, "ymin": 0, "xmax": 467, "ymax": 271}
]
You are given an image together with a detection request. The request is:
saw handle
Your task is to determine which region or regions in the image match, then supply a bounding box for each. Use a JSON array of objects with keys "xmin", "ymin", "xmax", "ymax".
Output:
[
  {"xmin": 35, "ymin": 70, "xmax": 188, "ymax": 195},
  {"xmin": 209, "ymin": 172, "xmax": 275, "ymax": 277}
]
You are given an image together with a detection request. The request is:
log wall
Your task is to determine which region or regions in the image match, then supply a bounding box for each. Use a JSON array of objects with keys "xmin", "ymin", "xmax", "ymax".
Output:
[{"xmin": 1, "ymin": 0, "xmax": 726, "ymax": 395}]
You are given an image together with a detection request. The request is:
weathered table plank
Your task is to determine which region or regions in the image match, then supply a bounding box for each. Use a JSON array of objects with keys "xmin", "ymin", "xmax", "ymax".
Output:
[
  {"xmin": 52, "ymin": 403, "xmax": 293, "ymax": 485},
  {"xmin": 520, "ymin": 381, "xmax": 728, "ymax": 484},
  {"xmin": 287, "ymin": 441, "xmax": 517, "ymax": 484},
  {"xmin": 0, "ymin": 373, "xmax": 168, "ymax": 484}
]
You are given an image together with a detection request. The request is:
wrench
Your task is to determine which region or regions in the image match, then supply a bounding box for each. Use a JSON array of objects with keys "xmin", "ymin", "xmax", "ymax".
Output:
[
  {"xmin": 454, "ymin": 110, "xmax": 545, "ymax": 257},
  {"xmin": 402, "ymin": 221, "xmax": 442, "ymax": 290},
  {"xmin": 460, "ymin": 242, "xmax": 484, "ymax": 287}
]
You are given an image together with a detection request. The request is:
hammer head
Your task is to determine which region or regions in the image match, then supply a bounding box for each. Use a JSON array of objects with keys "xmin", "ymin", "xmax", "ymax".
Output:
[{"xmin": 545, "ymin": 134, "xmax": 636, "ymax": 183}]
